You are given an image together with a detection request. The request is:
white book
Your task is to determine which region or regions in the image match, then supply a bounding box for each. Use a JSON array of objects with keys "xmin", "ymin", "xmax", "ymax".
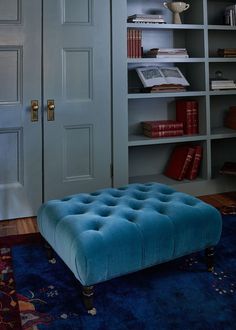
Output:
[{"xmin": 136, "ymin": 66, "xmax": 190, "ymax": 87}]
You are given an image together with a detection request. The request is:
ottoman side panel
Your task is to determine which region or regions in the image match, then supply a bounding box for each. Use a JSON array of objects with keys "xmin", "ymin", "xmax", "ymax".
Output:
[
  {"xmin": 55, "ymin": 216, "xmax": 144, "ymax": 286},
  {"xmin": 166, "ymin": 195, "xmax": 222, "ymax": 258}
]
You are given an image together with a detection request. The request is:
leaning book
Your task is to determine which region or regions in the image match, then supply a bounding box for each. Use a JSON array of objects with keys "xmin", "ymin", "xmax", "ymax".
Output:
[{"xmin": 136, "ymin": 66, "xmax": 190, "ymax": 88}]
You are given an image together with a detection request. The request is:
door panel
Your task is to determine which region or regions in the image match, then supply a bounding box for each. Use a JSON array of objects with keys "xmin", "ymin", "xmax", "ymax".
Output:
[
  {"xmin": 0, "ymin": 0, "xmax": 42, "ymax": 220},
  {"xmin": 43, "ymin": 0, "xmax": 112, "ymax": 200},
  {"xmin": 0, "ymin": 0, "xmax": 112, "ymax": 219}
]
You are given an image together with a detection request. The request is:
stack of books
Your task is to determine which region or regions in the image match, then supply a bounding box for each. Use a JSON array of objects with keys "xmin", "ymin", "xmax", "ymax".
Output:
[
  {"xmin": 225, "ymin": 106, "xmax": 236, "ymax": 130},
  {"xmin": 127, "ymin": 14, "xmax": 166, "ymax": 24},
  {"xmin": 127, "ymin": 29, "xmax": 142, "ymax": 58},
  {"xmin": 141, "ymin": 120, "xmax": 184, "ymax": 138},
  {"xmin": 220, "ymin": 162, "xmax": 236, "ymax": 176},
  {"xmin": 224, "ymin": 4, "xmax": 236, "ymax": 26},
  {"xmin": 176, "ymin": 100, "xmax": 199, "ymax": 135},
  {"xmin": 164, "ymin": 144, "xmax": 203, "ymax": 181},
  {"xmin": 218, "ymin": 48, "xmax": 236, "ymax": 57},
  {"xmin": 145, "ymin": 48, "xmax": 189, "ymax": 58},
  {"xmin": 210, "ymin": 79, "xmax": 236, "ymax": 90}
]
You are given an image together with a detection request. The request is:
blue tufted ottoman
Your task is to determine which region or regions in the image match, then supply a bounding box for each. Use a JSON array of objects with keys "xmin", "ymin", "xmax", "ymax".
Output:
[{"xmin": 37, "ymin": 183, "xmax": 222, "ymax": 314}]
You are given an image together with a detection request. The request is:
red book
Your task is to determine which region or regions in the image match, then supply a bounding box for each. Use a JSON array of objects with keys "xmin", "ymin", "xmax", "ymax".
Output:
[
  {"xmin": 142, "ymin": 120, "xmax": 183, "ymax": 131},
  {"xmin": 138, "ymin": 30, "xmax": 142, "ymax": 58},
  {"xmin": 185, "ymin": 145, "xmax": 203, "ymax": 180},
  {"xmin": 176, "ymin": 100, "xmax": 199, "ymax": 135},
  {"xmin": 127, "ymin": 29, "xmax": 130, "ymax": 57},
  {"xmin": 143, "ymin": 129, "xmax": 183, "ymax": 138},
  {"xmin": 164, "ymin": 146, "xmax": 195, "ymax": 180}
]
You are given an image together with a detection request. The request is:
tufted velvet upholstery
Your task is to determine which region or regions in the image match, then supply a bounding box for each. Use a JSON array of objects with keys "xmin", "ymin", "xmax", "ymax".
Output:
[{"xmin": 37, "ymin": 183, "xmax": 222, "ymax": 286}]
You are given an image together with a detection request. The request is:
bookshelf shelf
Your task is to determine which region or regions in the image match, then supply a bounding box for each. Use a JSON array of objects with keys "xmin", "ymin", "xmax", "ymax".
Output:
[
  {"xmin": 128, "ymin": 91, "xmax": 206, "ymax": 99},
  {"xmin": 127, "ymin": 58, "xmax": 205, "ymax": 64},
  {"xmin": 208, "ymin": 25, "xmax": 236, "ymax": 30},
  {"xmin": 208, "ymin": 58, "xmax": 236, "ymax": 62},
  {"xmin": 112, "ymin": 0, "xmax": 236, "ymax": 195},
  {"xmin": 129, "ymin": 173, "xmax": 205, "ymax": 184},
  {"xmin": 209, "ymin": 90, "xmax": 236, "ymax": 96},
  {"xmin": 127, "ymin": 23, "xmax": 205, "ymax": 30},
  {"xmin": 211, "ymin": 127, "xmax": 236, "ymax": 139},
  {"xmin": 128, "ymin": 134, "xmax": 207, "ymax": 147}
]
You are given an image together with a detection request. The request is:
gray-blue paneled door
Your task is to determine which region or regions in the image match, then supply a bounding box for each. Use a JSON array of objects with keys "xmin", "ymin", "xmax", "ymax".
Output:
[{"xmin": 0, "ymin": 0, "xmax": 111, "ymax": 220}]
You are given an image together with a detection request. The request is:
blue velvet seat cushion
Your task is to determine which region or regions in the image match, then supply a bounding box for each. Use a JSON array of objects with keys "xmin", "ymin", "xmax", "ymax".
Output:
[{"xmin": 37, "ymin": 183, "xmax": 222, "ymax": 286}]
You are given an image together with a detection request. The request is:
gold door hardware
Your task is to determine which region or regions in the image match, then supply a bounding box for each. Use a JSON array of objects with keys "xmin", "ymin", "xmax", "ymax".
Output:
[
  {"xmin": 47, "ymin": 99, "xmax": 55, "ymax": 121},
  {"xmin": 31, "ymin": 100, "xmax": 39, "ymax": 122}
]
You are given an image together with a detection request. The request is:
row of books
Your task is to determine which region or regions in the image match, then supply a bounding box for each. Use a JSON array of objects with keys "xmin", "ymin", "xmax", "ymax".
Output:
[
  {"xmin": 127, "ymin": 29, "xmax": 142, "ymax": 58},
  {"xmin": 217, "ymin": 48, "xmax": 236, "ymax": 58},
  {"xmin": 127, "ymin": 14, "xmax": 166, "ymax": 24},
  {"xmin": 164, "ymin": 145, "xmax": 203, "ymax": 181},
  {"xmin": 225, "ymin": 4, "xmax": 236, "ymax": 26},
  {"xmin": 141, "ymin": 100, "xmax": 199, "ymax": 138},
  {"xmin": 145, "ymin": 48, "xmax": 189, "ymax": 59}
]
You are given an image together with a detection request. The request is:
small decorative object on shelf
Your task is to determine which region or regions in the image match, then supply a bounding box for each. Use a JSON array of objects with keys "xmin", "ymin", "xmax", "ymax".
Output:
[
  {"xmin": 163, "ymin": 1, "xmax": 190, "ymax": 24},
  {"xmin": 224, "ymin": 4, "xmax": 236, "ymax": 26},
  {"xmin": 210, "ymin": 71, "xmax": 236, "ymax": 90}
]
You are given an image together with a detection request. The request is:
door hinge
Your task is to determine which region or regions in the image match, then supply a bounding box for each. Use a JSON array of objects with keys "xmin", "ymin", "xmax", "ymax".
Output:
[{"xmin": 110, "ymin": 164, "xmax": 114, "ymax": 178}]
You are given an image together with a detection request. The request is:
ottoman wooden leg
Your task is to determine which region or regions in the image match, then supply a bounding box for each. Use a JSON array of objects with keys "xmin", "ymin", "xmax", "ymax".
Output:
[
  {"xmin": 44, "ymin": 242, "xmax": 56, "ymax": 264},
  {"xmin": 205, "ymin": 247, "xmax": 215, "ymax": 272},
  {"xmin": 82, "ymin": 285, "xmax": 97, "ymax": 315}
]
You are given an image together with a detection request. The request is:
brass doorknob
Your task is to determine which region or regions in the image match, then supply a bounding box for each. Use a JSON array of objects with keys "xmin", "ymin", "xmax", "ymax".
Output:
[
  {"xmin": 47, "ymin": 99, "xmax": 55, "ymax": 121},
  {"xmin": 31, "ymin": 100, "xmax": 39, "ymax": 122}
]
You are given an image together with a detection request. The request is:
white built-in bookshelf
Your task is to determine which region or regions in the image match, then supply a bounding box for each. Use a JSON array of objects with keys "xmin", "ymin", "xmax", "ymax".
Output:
[{"xmin": 112, "ymin": 0, "xmax": 236, "ymax": 195}]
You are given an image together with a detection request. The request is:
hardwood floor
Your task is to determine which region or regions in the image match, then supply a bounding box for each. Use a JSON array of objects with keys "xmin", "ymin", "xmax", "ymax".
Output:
[
  {"xmin": 0, "ymin": 217, "xmax": 38, "ymax": 237},
  {"xmin": 0, "ymin": 191, "xmax": 235, "ymax": 237}
]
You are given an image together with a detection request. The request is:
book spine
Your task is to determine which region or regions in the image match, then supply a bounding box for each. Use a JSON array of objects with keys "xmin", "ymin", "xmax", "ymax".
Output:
[
  {"xmin": 185, "ymin": 145, "xmax": 202, "ymax": 180},
  {"xmin": 142, "ymin": 122, "xmax": 183, "ymax": 131},
  {"xmin": 135, "ymin": 29, "xmax": 138, "ymax": 58},
  {"xmin": 176, "ymin": 100, "xmax": 199, "ymax": 135},
  {"xmin": 131, "ymin": 29, "xmax": 134, "ymax": 58},
  {"xmin": 138, "ymin": 30, "xmax": 142, "ymax": 58},
  {"xmin": 127, "ymin": 29, "xmax": 130, "ymax": 58},
  {"xmin": 143, "ymin": 129, "xmax": 183, "ymax": 138},
  {"xmin": 190, "ymin": 101, "xmax": 199, "ymax": 134},
  {"xmin": 178, "ymin": 147, "xmax": 195, "ymax": 180}
]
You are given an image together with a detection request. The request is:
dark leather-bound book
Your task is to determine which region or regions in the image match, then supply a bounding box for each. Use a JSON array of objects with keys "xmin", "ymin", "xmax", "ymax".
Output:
[
  {"xmin": 142, "ymin": 120, "xmax": 183, "ymax": 131},
  {"xmin": 164, "ymin": 146, "xmax": 195, "ymax": 181},
  {"xmin": 185, "ymin": 145, "xmax": 202, "ymax": 180},
  {"xmin": 143, "ymin": 129, "xmax": 183, "ymax": 138},
  {"xmin": 220, "ymin": 162, "xmax": 236, "ymax": 176},
  {"xmin": 176, "ymin": 100, "xmax": 199, "ymax": 135}
]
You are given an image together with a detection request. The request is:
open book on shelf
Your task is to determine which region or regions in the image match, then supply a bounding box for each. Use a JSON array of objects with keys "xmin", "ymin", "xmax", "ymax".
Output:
[{"xmin": 136, "ymin": 66, "xmax": 190, "ymax": 88}]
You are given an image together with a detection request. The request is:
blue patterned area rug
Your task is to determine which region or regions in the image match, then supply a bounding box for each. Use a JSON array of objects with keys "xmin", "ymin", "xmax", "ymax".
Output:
[{"xmin": 0, "ymin": 215, "xmax": 235, "ymax": 330}]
